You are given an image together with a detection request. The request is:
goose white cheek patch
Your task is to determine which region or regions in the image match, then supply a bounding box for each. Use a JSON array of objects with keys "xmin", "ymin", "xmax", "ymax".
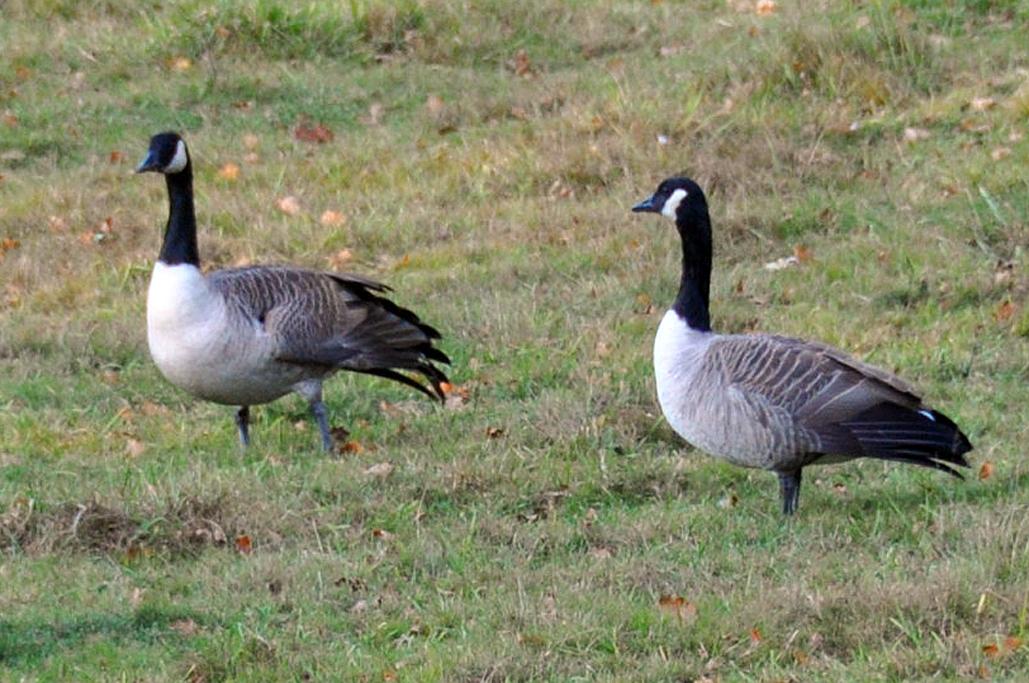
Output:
[
  {"xmin": 165, "ymin": 140, "xmax": 188, "ymax": 173},
  {"xmin": 661, "ymin": 188, "xmax": 688, "ymax": 220}
]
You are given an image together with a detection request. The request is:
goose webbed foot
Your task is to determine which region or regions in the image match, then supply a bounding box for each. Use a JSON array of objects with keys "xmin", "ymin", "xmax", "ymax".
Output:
[
  {"xmin": 235, "ymin": 406, "xmax": 251, "ymax": 447},
  {"xmin": 310, "ymin": 400, "xmax": 333, "ymax": 453},
  {"xmin": 778, "ymin": 469, "xmax": 802, "ymax": 516}
]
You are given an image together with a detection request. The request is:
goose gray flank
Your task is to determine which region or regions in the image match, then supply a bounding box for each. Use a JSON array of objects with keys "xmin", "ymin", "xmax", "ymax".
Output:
[
  {"xmin": 137, "ymin": 132, "xmax": 450, "ymax": 452},
  {"xmin": 632, "ymin": 177, "xmax": 973, "ymax": 515}
]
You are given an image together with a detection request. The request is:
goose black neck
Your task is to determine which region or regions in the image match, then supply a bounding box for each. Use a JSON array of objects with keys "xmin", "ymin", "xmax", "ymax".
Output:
[
  {"xmin": 673, "ymin": 209, "xmax": 712, "ymax": 332},
  {"xmin": 158, "ymin": 166, "xmax": 200, "ymax": 267}
]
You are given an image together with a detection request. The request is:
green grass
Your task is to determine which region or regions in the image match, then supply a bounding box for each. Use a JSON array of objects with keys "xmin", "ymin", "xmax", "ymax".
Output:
[{"xmin": 2, "ymin": 0, "xmax": 1029, "ymax": 680}]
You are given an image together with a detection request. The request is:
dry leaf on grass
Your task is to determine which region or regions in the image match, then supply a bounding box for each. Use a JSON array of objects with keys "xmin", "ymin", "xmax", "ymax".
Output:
[
  {"xmin": 125, "ymin": 438, "xmax": 145, "ymax": 458},
  {"xmin": 365, "ymin": 462, "xmax": 395, "ymax": 478},
  {"xmin": 793, "ymin": 244, "xmax": 814, "ymax": 263},
  {"xmin": 276, "ymin": 196, "xmax": 301, "ymax": 216},
  {"xmin": 294, "ymin": 121, "xmax": 334, "ymax": 144},
  {"xmin": 242, "ymin": 133, "xmax": 259, "ymax": 149},
  {"xmin": 170, "ymin": 619, "xmax": 199, "ymax": 636},
  {"xmin": 994, "ymin": 301, "xmax": 1015, "ymax": 322},
  {"xmin": 108, "ymin": 150, "xmax": 124, "ymax": 164},
  {"xmin": 218, "ymin": 162, "xmax": 240, "ymax": 181},
  {"xmin": 169, "ymin": 57, "xmax": 192, "ymax": 72},
  {"xmin": 970, "ymin": 96, "xmax": 996, "ymax": 111},
  {"xmin": 755, "ymin": 0, "xmax": 778, "ymax": 15},
  {"xmin": 327, "ymin": 248, "xmax": 353, "ymax": 270},
  {"xmin": 903, "ymin": 127, "xmax": 931, "ymax": 142},
  {"xmin": 657, "ymin": 595, "xmax": 698, "ymax": 622},
  {"xmin": 764, "ymin": 255, "xmax": 799, "ymax": 271},
  {"xmin": 991, "ymin": 147, "xmax": 1011, "ymax": 161},
  {"xmin": 320, "ymin": 210, "xmax": 346, "ymax": 227},
  {"xmin": 235, "ymin": 534, "xmax": 253, "ymax": 554},
  {"xmin": 979, "ymin": 462, "xmax": 994, "ymax": 480}
]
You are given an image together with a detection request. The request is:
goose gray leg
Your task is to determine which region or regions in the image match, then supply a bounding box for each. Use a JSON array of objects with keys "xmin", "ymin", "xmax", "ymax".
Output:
[
  {"xmin": 294, "ymin": 379, "xmax": 334, "ymax": 453},
  {"xmin": 778, "ymin": 469, "xmax": 802, "ymax": 516},
  {"xmin": 235, "ymin": 406, "xmax": 251, "ymax": 447},
  {"xmin": 310, "ymin": 400, "xmax": 333, "ymax": 453}
]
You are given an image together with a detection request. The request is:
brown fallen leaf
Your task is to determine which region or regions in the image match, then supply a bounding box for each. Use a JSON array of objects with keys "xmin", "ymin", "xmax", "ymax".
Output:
[
  {"xmin": 218, "ymin": 162, "xmax": 240, "ymax": 181},
  {"xmin": 371, "ymin": 528, "xmax": 393, "ymax": 540},
  {"xmin": 170, "ymin": 619, "xmax": 199, "ymax": 636},
  {"xmin": 750, "ymin": 627, "xmax": 763, "ymax": 644},
  {"xmin": 755, "ymin": 0, "xmax": 778, "ymax": 15},
  {"xmin": 991, "ymin": 147, "xmax": 1012, "ymax": 161},
  {"xmin": 320, "ymin": 210, "xmax": 346, "ymax": 227},
  {"xmin": 657, "ymin": 595, "xmax": 698, "ymax": 621},
  {"xmin": 169, "ymin": 56, "xmax": 192, "ymax": 72},
  {"xmin": 1004, "ymin": 635, "xmax": 1022, "ymax": 652},
  {"xmin": 485, "ymin": 426, "xmax": 504, "ymax": 439},
  {"xmin": 235, "ymin": 534, "xmax": 253, "ymax": 554},
  {"xmin": 294, "ymin": 121, "xmax": 334, "ymax": 144},
  {"xmin": 982, "ymin": 643, "xmax": 1001, "ymax": 657},
  {"xmin": 365, "ymin": 462, "xmax": 395, "ymax": 478},
  {"xmin": 793, "ymin": 244, "xmax": 814, "ymax": 263},
  {"xmin": 125, "ymin": 438, "xmax": 145, "ymax": 458},
  {"xmin": 3, "ymin": 112, "xmax": 18, "ymax": 127},
  {"xmin": 995, "ymin": 300, "xmax": 1015, "ymax": 322},
  {"xmin": 510, "ymin": 49, "xmax": 533, "ymax": 77},
  {"xmin": 970, "ymin": 96, "xmax": 996, "ymax": 112},
  {"xmin": 276, "ymin": 196, "xmax": 301, "ymax": 216},
  {"xmin": 109, "ymin": 150, "xmax": 124, "ymax": 164},
  {"xmin": 140, "ymin": 400, "xmax": 169, "ymax": 416},
  {"xmin": 327, "ymin": 248, "xmax": 353, "ymax": 270},
  {"xmin": 339, "ymin": 440, "xmax": 364, "ymax": 455},
  {"xmin": 425, "ymin": 94, "xmax": 445, "ymax": 115},
  {"xmin": 979, "ymin": 461, "xmax": 994, "ymax": 480},
  {"xmin": 242, "ymin": 133, "xmax": 260, "ymax": 149},
  {"xmin": 441, "ymin": 383, "xmax": 470, "ymax": 410}
]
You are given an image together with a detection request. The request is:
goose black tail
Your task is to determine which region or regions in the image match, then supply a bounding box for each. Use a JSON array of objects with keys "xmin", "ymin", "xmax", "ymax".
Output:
[{"xmin": 842, "ymin": 402, "xmax": 973, "ymax": 477}]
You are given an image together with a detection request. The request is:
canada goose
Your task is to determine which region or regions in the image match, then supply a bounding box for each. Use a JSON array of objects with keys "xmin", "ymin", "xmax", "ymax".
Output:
[
  {"xmin": 632, "ymin": 177, "xmax": 972, "ymax": 515},
  {"xmin": 136, "ymin": 132, "xmax": 449, "ymax": 451}
]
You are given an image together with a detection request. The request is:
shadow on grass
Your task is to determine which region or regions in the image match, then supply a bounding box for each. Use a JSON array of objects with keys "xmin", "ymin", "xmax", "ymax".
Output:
[{"xmin": 0, "ymin": 604, "xmax": 207, "ymax": 668}]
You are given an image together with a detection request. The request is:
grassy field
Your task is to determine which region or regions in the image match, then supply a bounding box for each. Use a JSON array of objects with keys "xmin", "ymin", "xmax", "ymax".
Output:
[{"xmin": 2, "ymin": 0, "xmax": 1029, "ymax": 680}]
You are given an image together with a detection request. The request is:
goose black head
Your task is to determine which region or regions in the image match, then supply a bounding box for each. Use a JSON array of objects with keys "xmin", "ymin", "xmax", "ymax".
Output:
[
  {"xmin": 136, "ymin": 131, "xmax": 189, "ymax": 175},
  {"xmin": 632, "ymin": 177, "xmax": 708, "ymax": 225}
]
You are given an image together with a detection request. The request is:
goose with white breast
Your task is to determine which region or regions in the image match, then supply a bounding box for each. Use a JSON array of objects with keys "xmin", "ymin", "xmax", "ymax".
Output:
[
  {"xmin": 632, "ymin": 176, "xmax": 973, "ymax": 515},
  {"xmin": 137, "ymin": 132, "xmax": 450, "ymax": 451}
]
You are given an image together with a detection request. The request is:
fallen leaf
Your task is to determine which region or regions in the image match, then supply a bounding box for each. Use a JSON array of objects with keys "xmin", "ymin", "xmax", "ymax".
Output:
[
  {"xmin": 793, "ymin": 649, "xmax": 810, "ymax": 665},
  {"xmin": 218, "ymin": 162, "xmax": 240, "ymax": 181},
  {"xmin": 979, "ymin": 462, "xmax": 994, "ymax": 480},
  {"xmin": 108, "ymin": 150, "xmax": 124, "ymax": 164},
  {"xmin": 425, "ymin": 94, "xmax": 445, "ymax": 115},
  {"xmin": 485, "ymin": 426, "xmax": 504, "ymax": 439},
  {"xmin": 755, "ymin": 0, "xmax": 778, "ymax": 15},
  {"xmin": 995, "ymin": 300, "xmax": 1015, "ymax": 322},
  {"xmin": 242, "ymin": 133, "xmax": 260, "ymax": 149},
  {"xmin": 510, "ymin": 49, "xmax": 533, "ymax": 77},
  {"xmin": 2, "ymin": 112, "xmax": 18, "ymax": 127},
  {"xmin": 793, "ymin": 244, "xmax": 814, "ymax": 263},
  {"xmin": 235, "ymin": 534, "xmax": 253, "ymax": 554},
  {"xmin": 982, "ymin": 643, "xmax": 1001, "ymax": 657},
  {"xmin": 1004, "ymin": 636, "xmax": 1022, "ymax": 652},
  {"xmin": 832, "ymin": 482, "xmax": 848, "ymax": 495},
  {"xmin": 276, "ymin": 196, "xmax": 301, "ymax": 216},
  {"xmin": 170, "ymin": 619, "xmax": 199, "ymax": 636},
  {"xmin": 365, "ymin": 462, "xmax": 395, "ymax": 478},
  {"xmin": 327, "ymin": 248, "xmax": 353, "ymax": 269},
  {"xmin": 141, "ymin": 400, "xmax": 168, "ymax": 416},
  {"xmin": 635, "ymin": 292, "xmax": 654, "ymax": 315},
  {"xmin": 991, "ymin": 147, "xmax": 1012, "ymax": 161},
  {"xmin": 372, "ymin": 528, "xmax": 393, "ymax": 540},
  {"xmin": 294, "ymin": 121, "xmax": 334, "ymax": 144},
  {"xmin": 169, "ymin": 56, "xmax": 192, "ymax": 72},
  {"xmin": 340, "ymin": 440, "xmax": 364, "ymax": 455},
  {"xmin": 970, "ymin": 96, "xmax": 996, "ymax": 111},
  {"xmin": 764, "ymin": 255, "xmax": 799, "ymax": 271},
  {"xmin": 750, "ymin": 627, "xmax": 763, "ymax": 644},
  {"xmin": 657, "ymin": 595, "xmax": 698, "ymax": 621},
  {"xmin": 0, "ymin": 237, "xmax": 19, "ymax": 255},
  {"xmin": 125, "ymin": 438, "xmax": 145, "ymax": 458},
  {"xmin": 320, "ymin": 210, "xmax": 346, "ymax": 227},
  {"xmin": 442, "ymin": 383, "xmax": 470, "ymax": 411},
  {"xmin": 903, "ymin": 127, "xmax": 931, "ymax": 142}
]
